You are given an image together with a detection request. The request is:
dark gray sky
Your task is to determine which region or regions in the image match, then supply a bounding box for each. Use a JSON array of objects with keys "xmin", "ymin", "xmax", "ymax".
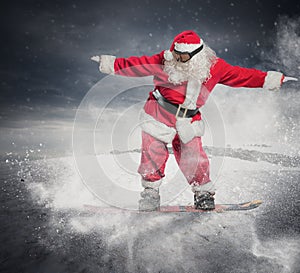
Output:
[
  {"xmin": 0, "ymin": 0, "xmax": 299, "ymax": 155},
  {"xmin": 0, "ymin": 0, "xmax": 299, "ymax": 149},
  {"xmin": 1, "ymin": 0, "xmax": 299, "ymax": 110}
]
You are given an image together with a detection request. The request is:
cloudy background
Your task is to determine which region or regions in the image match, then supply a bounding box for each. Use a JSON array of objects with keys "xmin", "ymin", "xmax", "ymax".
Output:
[{"xmin": 1, "ymin": 0, "xmax": 300, "ymax": 156}]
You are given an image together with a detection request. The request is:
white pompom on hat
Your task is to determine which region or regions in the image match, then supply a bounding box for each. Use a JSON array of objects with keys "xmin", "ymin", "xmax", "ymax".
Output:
[{"xmin": 163, "ymin": 50, "xmax": 174, "ymax": 61}]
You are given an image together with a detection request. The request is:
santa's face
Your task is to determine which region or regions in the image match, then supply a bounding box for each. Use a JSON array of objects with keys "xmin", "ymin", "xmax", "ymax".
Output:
[
  {"xmin": 163, "ymin": 45, "xmax": 217, "ymax": 85},
  {"xmin": 172, "ymin": 51, "xmax": 191, "ymax": 63}
]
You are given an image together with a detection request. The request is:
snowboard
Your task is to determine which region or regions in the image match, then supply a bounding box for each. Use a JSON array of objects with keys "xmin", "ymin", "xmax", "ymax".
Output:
[{"xmin": 84, "ymin": 200, "xmax": 262, "ymax": 213}]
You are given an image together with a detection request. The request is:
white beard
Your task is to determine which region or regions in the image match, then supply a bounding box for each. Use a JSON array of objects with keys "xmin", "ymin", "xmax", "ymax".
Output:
[{"xmin": 163, "ymin": 44, "xmax": 217, "ymax": 85}]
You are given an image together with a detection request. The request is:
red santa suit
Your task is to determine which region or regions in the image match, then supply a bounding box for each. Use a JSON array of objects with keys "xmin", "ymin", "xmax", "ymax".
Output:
[{"xmin": 98, "ymin": 30, "xmax": 284, "ymax": 191}]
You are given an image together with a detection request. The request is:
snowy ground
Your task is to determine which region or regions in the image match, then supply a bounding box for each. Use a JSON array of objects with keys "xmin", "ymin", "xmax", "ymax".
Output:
[{"xmin": 1, "ymin": 146, "xmax": 299, "ymax": 273}]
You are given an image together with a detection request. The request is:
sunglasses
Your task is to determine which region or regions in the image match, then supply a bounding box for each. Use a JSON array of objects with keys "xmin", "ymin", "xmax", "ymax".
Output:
[{"xmin": 173, "ymin": 44, "xmax": 204, "ymax": 63}]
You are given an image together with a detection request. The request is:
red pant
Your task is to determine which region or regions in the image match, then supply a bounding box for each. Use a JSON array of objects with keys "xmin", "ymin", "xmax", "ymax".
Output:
[{"xmin": 138, "ymin": 131, "xmax": 210, "ymax": 186}]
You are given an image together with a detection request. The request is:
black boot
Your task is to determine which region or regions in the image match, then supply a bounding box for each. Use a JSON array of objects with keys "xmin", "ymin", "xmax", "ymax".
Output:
[
  {"xmin": 194, "ymin": 191, "xmax": 215, "ymax": 210},
  {"xmin": 139, "ymin": 187, "xmax": 160, "ymax": 211}
]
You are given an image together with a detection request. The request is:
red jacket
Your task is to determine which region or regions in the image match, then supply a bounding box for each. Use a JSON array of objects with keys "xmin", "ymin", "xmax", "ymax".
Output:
[{"xmin": 113, "ymin": 50, "xmax": 268, "ymax": 126}]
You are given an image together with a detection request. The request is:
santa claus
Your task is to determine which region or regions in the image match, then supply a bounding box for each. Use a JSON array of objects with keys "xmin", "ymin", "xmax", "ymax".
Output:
[{"xmin": 91, "ymin": 30, "xmax": 297, "ymax": 211}]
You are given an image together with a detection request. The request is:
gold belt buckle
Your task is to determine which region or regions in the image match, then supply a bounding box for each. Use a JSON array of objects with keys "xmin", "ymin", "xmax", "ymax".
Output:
[{"xmin": 175, "ymin": 104, "xmax": 188, "ymax": 118}]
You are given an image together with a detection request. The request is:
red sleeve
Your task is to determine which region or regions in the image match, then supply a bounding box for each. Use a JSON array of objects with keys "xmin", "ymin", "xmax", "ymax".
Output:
[
  {"xmin": 114, "ymin": 51, "xmax": 164, "ymax": 77},
  {"xmin": 216, "ymin": 58, "xmax": 267, "ymax": 88}
]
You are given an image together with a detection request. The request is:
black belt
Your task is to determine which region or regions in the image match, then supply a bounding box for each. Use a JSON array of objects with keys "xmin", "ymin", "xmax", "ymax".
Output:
[{"xmin": 152, "ymin": 89, "xmax": 199, "ymax": 118}]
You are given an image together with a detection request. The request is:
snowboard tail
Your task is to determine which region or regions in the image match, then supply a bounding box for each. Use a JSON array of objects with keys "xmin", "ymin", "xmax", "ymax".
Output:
[{"xmin": 84, "ymin": 200, "xmax": 262, "ymax": 213}]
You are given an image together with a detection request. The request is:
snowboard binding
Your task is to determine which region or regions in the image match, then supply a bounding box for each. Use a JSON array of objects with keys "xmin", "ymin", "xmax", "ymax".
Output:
[{"xmin": 194, "ymin": 191, "xmax": 215, "ymax": 210}]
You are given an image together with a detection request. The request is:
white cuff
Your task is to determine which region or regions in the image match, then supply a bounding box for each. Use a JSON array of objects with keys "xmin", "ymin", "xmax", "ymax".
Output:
[
  {"xmin": 99, "ymin": 55, "xmax": 116, "ymax": 74},
  {"xmin": 263, "ymin": 71, "xmax": 283, "ymax": 91}
]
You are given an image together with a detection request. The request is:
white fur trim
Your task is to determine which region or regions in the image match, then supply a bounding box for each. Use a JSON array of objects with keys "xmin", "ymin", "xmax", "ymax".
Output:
[
  {"xmin": 176, "ymin": 118, "xmax": 205, "ymax": 144},
  {"xmin": 139, "ymin": 109, "xmax": 176, "ymax": 143},
  {"xmin": 182, "ymin": 79, "xmax": 202, "ymax": 109},
  {"xmin": 164, "ymin": 50, "xmax": 173, "ymax": 61},
  {"xmin": 191, "ymin": 181, "xmax": 215, "ymax": 193},
  {"xmin": 174, "ymin": 40, "xmax": 203, "ymax": 53},
  {"xmin": 99, "ymin": 55, "xmax": 116, "ymax": 74},
  {"xmin": 263, "ymin": 71, "xmax": 283, "ymax": 91},
  {"xmin": 141, "ymin": 179, "xmax": 162, "ymax": 189}
]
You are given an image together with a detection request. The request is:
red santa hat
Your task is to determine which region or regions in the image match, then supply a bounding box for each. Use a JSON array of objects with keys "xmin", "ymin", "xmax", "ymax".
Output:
[
  {"xmin": 171, "ymin": 30, "xmax": 203, "ymax": 52},
  {"xmin": 164, "ymin": 30, "xmax": 204, "ymax": 61}
]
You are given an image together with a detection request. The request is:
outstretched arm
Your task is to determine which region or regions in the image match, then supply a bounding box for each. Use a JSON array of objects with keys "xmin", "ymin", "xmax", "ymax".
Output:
[
  {"xmin": 216, "ymin": 58, "xmax": 297, "ymax": 91},
  {"xmin": 91, "ymin": 52, "xmax": 164, "ymax": 77}
]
